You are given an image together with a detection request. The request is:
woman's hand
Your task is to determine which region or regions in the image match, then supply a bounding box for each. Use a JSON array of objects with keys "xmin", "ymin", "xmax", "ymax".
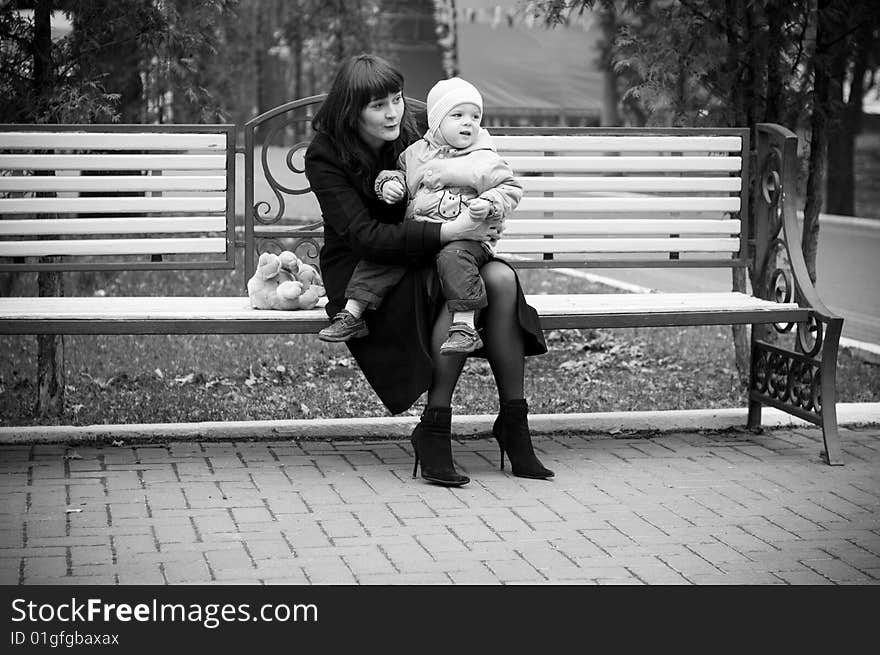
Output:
[{"xmin": 440, "ymin": 211, "xmax": 503, "ymax": 244}]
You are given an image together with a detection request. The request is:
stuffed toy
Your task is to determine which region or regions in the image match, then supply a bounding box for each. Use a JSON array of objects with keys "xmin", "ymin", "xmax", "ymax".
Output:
[{"xmin": 247, "ymin": 250, "xmax": 325, "ymax": 310}]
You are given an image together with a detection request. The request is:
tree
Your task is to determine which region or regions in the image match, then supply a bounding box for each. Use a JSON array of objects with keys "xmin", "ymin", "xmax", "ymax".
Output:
[
  {"xmin": 824, "ymin": 7, "xmax": 880, "ymax": 216},
  {"xmin": 526, "ymin": 0, "xmax": 880, "ymax": 385},
  {"xmin": 1, "ymin": 0, "xmax": 230, "ymax": 418}
]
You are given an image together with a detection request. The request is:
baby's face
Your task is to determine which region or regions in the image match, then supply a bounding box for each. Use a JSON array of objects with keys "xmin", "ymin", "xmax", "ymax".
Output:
[{"xmin": 438, "ymin": 103, "xmax": 482, "ymax": 149}]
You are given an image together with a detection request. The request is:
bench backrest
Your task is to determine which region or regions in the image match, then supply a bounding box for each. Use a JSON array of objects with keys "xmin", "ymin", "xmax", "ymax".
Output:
[
  {"xmin": 0, "ymin": 124, "xmax": 235, "ymax": 272},
  {"xmin": 244, "ymin": 96, "xmax": 750, "ymax": 275},
  {"xmin": 491, "ymin": 127, "xmax": 749, "ymax": 269}
]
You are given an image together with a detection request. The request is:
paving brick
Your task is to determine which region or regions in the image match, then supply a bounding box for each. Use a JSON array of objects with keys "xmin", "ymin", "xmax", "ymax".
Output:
[
  {"xmin": 342, "ymin": 550, "xmax": 398, "ymax": 577},
  {"xmin": 686, "ymin": 541, "xmax": 752, "ymax": 565},
  {"xmin": 415, "ymin": 531, "xmax": 469, "ymax": 555},
  {"xmin": 484, "ymin": 558, "xmax": 546, "ymax": 583},
  {"xmin": 301, "ymin": 557, "xmax": 357, "ymax": 584},
  {"xmin": 243, "ymin": 535, "xmax": 293, "ymax": 560},
  {"xmin": 448, "ymin": 522, "xmax": 501, "ymax": 545},
  {"xmin": 23, "ymin": 555, "xmax": 68, "ymax": 579},
  {"xmin": 800, "ymin": 557, "xmax": 875, "ymax": 583},
  {"xmin": 163, "ymin": 558, "xmax": 213, "ymax": 583}
]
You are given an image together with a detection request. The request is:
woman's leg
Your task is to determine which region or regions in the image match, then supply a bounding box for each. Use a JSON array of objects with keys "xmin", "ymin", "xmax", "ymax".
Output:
[
  {"xmin": 480, "ymin": 261, "xmax": 525, "ymax": 401},
  {"xmin": 480, "ymin": 261, "xmax": 554, "ymax": 479},
  {"xmin": 426, "ymin": 305, "xmax": 468, "ymax": 407},
  {"xmin": 412, "ymin": 306, "xmax": 470, "ymax": 486}
]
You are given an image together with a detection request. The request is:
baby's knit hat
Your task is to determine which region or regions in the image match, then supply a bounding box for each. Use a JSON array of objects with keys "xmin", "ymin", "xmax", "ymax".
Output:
[{"xmin": 426, "ymin": 77, "xmax": 483, "ymax": 134}]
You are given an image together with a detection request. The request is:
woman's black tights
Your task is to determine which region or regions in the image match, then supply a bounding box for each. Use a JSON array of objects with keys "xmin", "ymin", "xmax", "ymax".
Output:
[{"xmin": 426, "ymin": 261, "xmax": 525, "ymax": 407}]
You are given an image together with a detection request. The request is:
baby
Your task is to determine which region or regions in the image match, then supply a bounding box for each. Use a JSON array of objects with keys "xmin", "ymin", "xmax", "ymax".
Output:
[{"xmin": 318, "ymin": 77, "xmax": 522, "ymax": 355}]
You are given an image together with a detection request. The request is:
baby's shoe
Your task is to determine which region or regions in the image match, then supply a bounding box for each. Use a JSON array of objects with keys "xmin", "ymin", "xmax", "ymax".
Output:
[
  {"xmin": 439, "ymin": 323, "xmax": 482, "ymax": 355},
  {"xmin": 318, "ymin": 310, "xmax": 368, "ymax": 342}
]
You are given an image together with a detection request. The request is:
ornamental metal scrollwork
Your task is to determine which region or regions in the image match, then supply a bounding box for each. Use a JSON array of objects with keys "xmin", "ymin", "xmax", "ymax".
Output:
[
  {"xmin": 760, "ymin": 146, "xmax": 783, "ymax": 207},
  {"xmin": 750, "ymin": 342, "xmax": 822, "ymax": 417},
  {"xmin": 253, "ymin": 118, "xmax": 313, "ymax": 226},
  {"xmin": 255, "ymin": 221, "xmax": 324, "ymax": 266},
  {"xmin": 766, "ymin": 236, "xmax": 795, "ymax": 334},
  {"xmin": 255, "ymin": 237, "xmax": 285, "ymax": 256},
  {"xmin": 752, "ymin": 349, "xmax": 769, "ymax": 394},
  {"xmin": 765, "ymin": 351, "xmax": 789, "ymax": 401},
  {"xmin": 796, "ymin": 314, "xmax": 823, "ymax": 358}
]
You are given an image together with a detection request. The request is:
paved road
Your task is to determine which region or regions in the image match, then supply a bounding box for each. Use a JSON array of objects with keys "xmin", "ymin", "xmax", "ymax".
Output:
[
  {"xmin": 1, "ymin": 425, "xmax": 878, "ymax": 585},
  {"xmin": 582, "ymin": 217, "xmax": 880, "ymax": 346}
]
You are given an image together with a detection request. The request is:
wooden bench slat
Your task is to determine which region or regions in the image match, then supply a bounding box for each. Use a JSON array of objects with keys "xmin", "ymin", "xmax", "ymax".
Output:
[
  {"xmin": 0, "ymin": 217, "xmax": 227, "ymax": 236},
  {"xmin": 0, "ymin": 154, "xmax": 227, "ymax": 171},
  {"xmin": 517, "ymin": 197, "xmax": 741, "ymax": 213},
  {"xmin": 517, "ymin": 176, "xmax": 742, "ymax": 193},
  {"xmin": 0, "ymin": 292, "xmax": 788, "ymax": 317},
  {"xmin": 0, "ymin": 175, "xmax": 226, "ymax": 192},
  {"xmin": 496, "ymin": 237, "xmax": 740, "ymax": 254},
  {"xmin": 494, "ymin": 135, "xmax": 742, "ymax": 152},
  {"xmin": 0, "ymin": 237, "xmax": 227, "ymax": 257},
  {"xmin": 0, "ymin": 132, "xmax": 227, "ymax": 150},
  {"xmin": 503, "ymin": 219, "xmax": 741, "ymax": 236},
  {"xmin": 506, "ymin": 156, "xmax": 742, "ymax": 173},
  {"xmin": 511, "ymin": 210, "xmax": 733, "ymax": 220},
  {"xmin": 0, "ymin": 196, "xmax": 226, "ymax": 215}
]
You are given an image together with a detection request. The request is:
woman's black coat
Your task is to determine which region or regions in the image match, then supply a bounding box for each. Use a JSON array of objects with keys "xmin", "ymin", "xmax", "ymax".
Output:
[{"xmin": 304, "ymin": 130, "xmax": 546, "ymax": 414}]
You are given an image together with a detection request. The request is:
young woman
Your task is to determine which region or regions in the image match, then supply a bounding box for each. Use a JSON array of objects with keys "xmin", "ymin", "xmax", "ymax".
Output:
[{"xmin": 304, "ymin": 54, "xmax": 553, "ymax": 486}]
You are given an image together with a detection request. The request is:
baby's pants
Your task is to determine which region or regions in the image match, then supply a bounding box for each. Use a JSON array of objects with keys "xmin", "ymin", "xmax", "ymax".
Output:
[
  {"xmin": 345, "ymin": 239, "xmax": 492, "ymax": 313},
  {"xmin": 436, "ymin": 240, "xmax": 492, "ymax": 312},
  {"xmin": 345, "ymin": 260, "xmax": 407, "ymax": 310}
]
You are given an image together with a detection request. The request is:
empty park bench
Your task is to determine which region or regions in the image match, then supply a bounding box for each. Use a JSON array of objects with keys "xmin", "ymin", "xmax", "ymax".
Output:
[{"xmin": 0, "ymin": 101, "xmax": 844, "ymax": 464}]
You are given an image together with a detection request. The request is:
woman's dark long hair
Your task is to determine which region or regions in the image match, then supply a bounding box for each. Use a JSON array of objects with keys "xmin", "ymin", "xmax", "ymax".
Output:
[{"xmin": 312, "ymin": 54, "xmax": 421, "ymax": 189}]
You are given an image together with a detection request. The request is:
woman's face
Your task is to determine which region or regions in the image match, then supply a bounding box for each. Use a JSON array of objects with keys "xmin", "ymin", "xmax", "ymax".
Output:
[{"xmin": 358, "ymin": 91, "xmax": 404, "ymax": 150}]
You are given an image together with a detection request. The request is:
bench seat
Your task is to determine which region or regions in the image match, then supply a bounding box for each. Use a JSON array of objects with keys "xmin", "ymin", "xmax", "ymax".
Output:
[{"xmin": 0, "ymin": 292, "xmax": 805, "ymax": 334}]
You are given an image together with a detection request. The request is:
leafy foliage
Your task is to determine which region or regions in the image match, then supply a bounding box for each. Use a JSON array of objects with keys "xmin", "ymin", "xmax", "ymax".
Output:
[{"xmin": 0, "ymin": 0, "xmax": 233, "ymax": 124}]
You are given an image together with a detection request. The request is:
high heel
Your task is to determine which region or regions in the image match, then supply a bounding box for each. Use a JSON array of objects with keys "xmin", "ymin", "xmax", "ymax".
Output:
[
  {"xmin": 493, "ymin": 399, "xmax": 554, "ymax": 480},
  {"xmin": 410, "ymin": 406, "xmax": 470, "ymax": 487}
]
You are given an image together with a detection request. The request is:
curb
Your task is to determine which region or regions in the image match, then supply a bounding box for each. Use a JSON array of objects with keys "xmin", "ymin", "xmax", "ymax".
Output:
[{"xmin": 1, "ymin": 402, "xmax": 878, "ymax": 445}]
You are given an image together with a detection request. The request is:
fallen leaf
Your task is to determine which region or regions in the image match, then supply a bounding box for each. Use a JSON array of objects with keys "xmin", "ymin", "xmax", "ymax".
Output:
[
  {"xmin": 63, "ymin": 451, "xmax": 82, "ymax": 460},
  {"xmin": 111, "ymin": 440, "xmax": 125, "ymax": 447},
  {"xmin": 65, "ymin": 508, "xmax": 82, "ymax": 513}
]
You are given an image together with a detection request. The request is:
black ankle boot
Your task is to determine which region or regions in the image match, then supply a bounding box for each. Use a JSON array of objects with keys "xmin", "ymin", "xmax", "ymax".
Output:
[
  {"xmin": 410, "ymin": 407, "xmax": 470, "ymax": 487},
  {"xmin": 493, "ymin": 399, "xmax": 554, "ymax": 479}
]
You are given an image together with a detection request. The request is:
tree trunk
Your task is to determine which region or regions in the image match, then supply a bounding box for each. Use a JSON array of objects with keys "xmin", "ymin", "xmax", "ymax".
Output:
[
  {"xmin": 764, "ymin": 0, "xmax": 785, "ymax": 124},
  {"xmin": 825, "ymin": 29, "xmax": 868, "ymax": 216},
  {"xmin": 33, "ymin": 0, "xmax": 65, "ymax": 418},
  {"xmin": 37, "ymin": 275, "xmax": 65, "ymax": 418},
  {"xmin": 803, "ymin": 0, "xmax": 848, "ymax": 284},
  {"xmin": 598, "ymin": 5, "xmax": 619, "ymax": 126},
  {"xmin": 726, "ymin": 0, "xmax": 754, "ymax": 387},
  {"xmin": 255, "ymin": 1, "xmax": 276, "ymax": 116}
]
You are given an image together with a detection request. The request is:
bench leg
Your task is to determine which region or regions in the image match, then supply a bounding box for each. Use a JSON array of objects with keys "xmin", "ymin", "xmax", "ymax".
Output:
[
  {"xmin": 749, "ymin": 317, "xmax": 844, "ymax": 466},
  {"xmin": 818, "ymin": 317, "xmax": 844, "ymax": 465},
  {"xmin": 747, "ymin": 399, "xmax": 762, "ymax": 430},
  {"xmin": 820, "ymin": 402, "xmax": 843, "ymax": 466}
]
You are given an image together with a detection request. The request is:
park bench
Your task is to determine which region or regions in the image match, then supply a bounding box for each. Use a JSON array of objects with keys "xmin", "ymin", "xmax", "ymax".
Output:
[{"xmin": 0, "ymin": 98, "xmax": 844, "ymax": 464}]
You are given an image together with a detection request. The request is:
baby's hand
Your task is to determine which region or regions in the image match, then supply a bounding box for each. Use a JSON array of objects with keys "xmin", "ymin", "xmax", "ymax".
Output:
[
  {"xmin": 468, "ymin": 198, "xmax": 492, "ymax": 220},
  {"xmin": 381, "ymin": 179, "xmax": 405, "ymax": 204}
]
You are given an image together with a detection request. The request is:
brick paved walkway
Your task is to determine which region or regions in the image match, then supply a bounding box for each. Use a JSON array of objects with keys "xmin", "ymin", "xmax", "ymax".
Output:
[{"xmin": 1, "ymin": 425, "xmax": 878, "ymax": 585}]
